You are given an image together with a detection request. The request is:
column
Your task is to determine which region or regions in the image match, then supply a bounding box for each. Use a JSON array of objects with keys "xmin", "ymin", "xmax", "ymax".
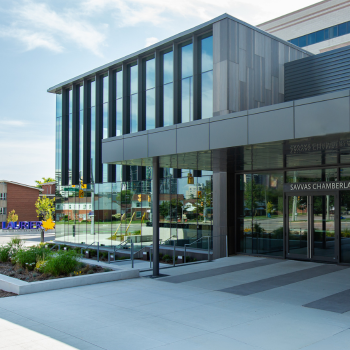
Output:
[{"xmin": 152, "ymin": 156, "xmax": 160, "ymax": 276}]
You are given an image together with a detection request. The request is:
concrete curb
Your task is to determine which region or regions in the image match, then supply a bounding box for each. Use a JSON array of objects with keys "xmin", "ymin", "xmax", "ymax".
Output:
[{"xmin": 0, "ymin": 269, "xmax": 139, "ymax": 295}]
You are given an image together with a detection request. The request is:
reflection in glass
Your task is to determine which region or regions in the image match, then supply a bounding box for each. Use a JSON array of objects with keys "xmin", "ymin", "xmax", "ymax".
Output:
[
  {"xmin": 146, "ymin": 89, "xmax": 155, "ymax": 130},
  {"xmin": 201, "ymin": 35, "xmax": 213, "ymax": 73},
  {"xmin": 79, "ymin": 85, "xmax": 84, "ymax": 110},
  {"xmin": 103, "ymin": 75, "xmax": 108, "ymax": 104},
  {"xmin": 130, "ymin": 64, "xmax": 138, "ymax": 95},
  {"xmin": 103, "ymin": 164, "xmax": 108, "ymax": 183},
  {"xmin": 163, "ymin": 83, "xmax": 173, "ymax": 126},
  {"xmin": 116, "ymin": 99, "xmax": 122, "ymax": 136},
  {"xmin": 103, "ymin": 104, "xmax": 108, "ymax": 139},
  {"xmin": 130, "ymin": 94, "xmax": 138, "ymax": 133},
  {"xmin": 163, "ymin": 51, "xmax": 173, "ymax": 84},
  {"xmin": 91, "ymin": 80, "xmax": 96, "ymax": 107},
  {"xmin": 181, "ymin": 43, "xmax": 193, "ymax": 79},
  {"xmin": 201, "ymin": 71, "xmax": 213, "ymax": 119},
  {"xmin": 69, "ymin": 89, "xmax": 72, "ymax": 114},
  {"xmin": 288, "ymin": 196, "xmax": 308, "ymax": 256},
  {"xmin": 181, "ymin": 77, "xmax": 193, "ymax": 123},
  {"xmin": 79, "ymin": 110, "xmax": 83, "ymax": 178},
  {"xmin": 145, "ymin": 58, "xmax": 155, "ymax": 90},
  {"xmin": 340, "ymin": 190, "xmax": 350, "ymax": 263},
  {"xmin": 91, "ymin": 107, "xmax": 96, "ymax": 181},
  {"xmin": 56, "ymin": 92, "xmax": 62, "ymax": 117},
  {"xmin": 116, "ymin": 70, "xmax": 123, "ymax": 99},
  {"xmin": 69, "ymin": 113, "xmax": 73, "ymax": 183}
]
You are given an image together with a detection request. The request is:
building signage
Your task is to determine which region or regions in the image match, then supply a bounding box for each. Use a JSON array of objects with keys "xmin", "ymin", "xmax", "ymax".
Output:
[
  {"xmin": 1, "ymin": 221, "xmax": 42, "ymax": 230},
  {"xmin": 284, "ymin": 181, "xmax": 350, "ymax": 192}
]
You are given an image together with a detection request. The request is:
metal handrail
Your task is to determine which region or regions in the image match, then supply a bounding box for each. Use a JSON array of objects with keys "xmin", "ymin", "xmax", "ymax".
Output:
[
  {"xmin": 184, "ymin": 236, "xmax": 211, "ymax": 263},
  {"xmin": 160, "ymin": 235, "xmax": 177, "ymax": 245}
]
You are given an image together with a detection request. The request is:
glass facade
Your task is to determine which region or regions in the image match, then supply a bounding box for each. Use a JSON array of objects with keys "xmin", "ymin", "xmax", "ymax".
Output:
[
  {"xmin": 145, "ymin": 57, "xmax": 155, "ymax": 130},
  {"xmin": 181, "ymin": 42, "xmax": 193, "ymax": 123},
  {"xmin": 116, "ymin": 69, "xmax": 123, "ymax": 136},
  {"xmin": 55, "ymin": 91, "xmax": 62, "ymax": 187},
  {"xmin": 90, "ymin": 80, "xmax": 96, "ymax": 182},
  {"xmin": 201, "ymin": 35, "xmax": 213, "ymax": 119},
  {"xmin": 79, "ymin": 84, "xmax": 84, "ymax": 180},
  {"xmin": 68, "ymin": 88, "xmax": 73, "ymax": 185},
  {"xmin": 289, "ymin": 21, "xmax": 350, "ymax": 47},
  {"xmin": 163, "ymin": 50, "xmax": 173, "ymax": 127},
  {"xmin": 129, "ymin": 63, "xmax": 138, "ymax": 133}
]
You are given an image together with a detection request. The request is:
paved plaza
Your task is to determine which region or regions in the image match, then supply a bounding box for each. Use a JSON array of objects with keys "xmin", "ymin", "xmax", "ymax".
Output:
[
  {"xmin": 1, "ymin": 256, "xmax": 350, "ymax": 349},
  {"xmin": 0, "ymin": 230, "xmax": 55, "ymax": 247}
]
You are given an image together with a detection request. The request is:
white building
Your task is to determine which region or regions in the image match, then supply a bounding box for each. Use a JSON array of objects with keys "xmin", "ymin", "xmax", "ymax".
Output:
[{"xmin": 258, "ymin": 0, "xmax": 350, "ymax": 54}]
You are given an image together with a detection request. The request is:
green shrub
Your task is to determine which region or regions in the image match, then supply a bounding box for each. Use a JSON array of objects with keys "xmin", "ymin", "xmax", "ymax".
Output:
[
  {"xmin": 40, "ymin": 251, "xmax": 80, "ymax": 276},
  {"xmin": 7, "ymin": 237, "xmax": 23, "ymax": 256},
  {"xmin": 0, "ymin": 246, "xmax": 11, "ymax": 262},
  {"xmin": 13, "ymin": 246, "xmax": 51, "ymax": 270}
]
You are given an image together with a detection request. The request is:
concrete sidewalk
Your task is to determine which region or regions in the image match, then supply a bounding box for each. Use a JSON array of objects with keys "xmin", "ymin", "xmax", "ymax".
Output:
[{"xmin": 1, "ymin": 256, "xmax": 350, "ymax": 349}]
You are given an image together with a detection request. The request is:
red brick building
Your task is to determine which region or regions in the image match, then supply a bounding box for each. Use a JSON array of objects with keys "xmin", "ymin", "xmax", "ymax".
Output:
[{"xmin": 0, "ymin": 181, "xmax": 43, "ymax": 222}]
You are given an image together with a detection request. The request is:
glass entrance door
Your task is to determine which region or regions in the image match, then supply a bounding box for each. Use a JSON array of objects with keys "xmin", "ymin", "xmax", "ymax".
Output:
[{"xmin": 286, "ymin": 192, "xmax": 339, "ymax": 262}]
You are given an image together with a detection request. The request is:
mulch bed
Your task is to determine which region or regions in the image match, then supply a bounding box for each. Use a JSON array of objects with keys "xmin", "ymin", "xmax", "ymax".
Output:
[
  {"xmin": 0, "ymin": 289, "xmax": 16, "ymax": 298},
  {"xmin": 0, "ymin": 262, "xmax": 110, "ymax": 283}
]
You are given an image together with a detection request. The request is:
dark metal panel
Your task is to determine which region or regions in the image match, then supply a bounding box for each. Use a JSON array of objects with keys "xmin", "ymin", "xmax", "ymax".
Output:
[
  {"xmin": 95, "ymin": 74, "xmax": 103, "ymax": 183},
  {"xmin": 122, "ymin": 62, "xmax": 129, "ymax": 135},
  {"xmin": 72, "ymin": 84, "xmax": 80, "ymax": 185},
  {"xmin": 177, "ymin": 123, "xmax": 209, "ymax": 153},
  {"xmin": 155, "ymin": 50, "xmax": 162, "ymax": 128},
  {"xmin": 248, "ymin": 107, "xmax": 293, "ymax": 144},
  {"xmin": 295, "ymin": 97, "xmax": 350, "ymax": 139},
  {"xmin": 61, "ymin": 89, "xmax": 69, "ymax": 186},
  {"xmin": 285, "ymin": 46, "xmax": 350, "ymax": 101},
  {"xmin": 210, "ymin": 115, "xmax": 247, "ymax": 149},
  {"xmin": 102, "ymin": 139, "xmax": 124, "ymax": 163},
  {"xmin": 173, "ymin": 42, "xmax": 180, "ymax": 124},
  {"xmin": 152, "ymin": 156, "xmax": 160, "ymax": 276},
  {"xmin": 83, "ymin": 78, "xmax": 90, "ymax": 185},
  {"xmin": 148, "ymin": 129, "xmax": 176, "ymax": 157},
  {"xmin": 108, "ymin": 68, "xmax": 116, "ymax": 182},
  {"xmin": 124, "ymin": 135, "xmax": 148, "ymax": 160},
  {"xmin": 193, "ymin": 33, "xmax": 201, "ymax": 120}
]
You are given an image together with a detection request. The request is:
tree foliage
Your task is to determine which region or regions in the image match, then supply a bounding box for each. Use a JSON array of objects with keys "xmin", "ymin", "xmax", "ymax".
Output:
[
  {"xmin": 6, "ymin": 210, "xmax": 18, "ymax": 224},
  {"xmin": 35, "ymin": 196, "xmax": 55, "ymax": 220},
  {"xmin": 35, "ymin": 177, "xmax": 55, "ymax": 188}
]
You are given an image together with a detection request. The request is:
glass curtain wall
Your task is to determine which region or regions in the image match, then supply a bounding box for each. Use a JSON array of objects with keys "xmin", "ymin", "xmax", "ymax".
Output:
[
  {"xmin": 55, "ymin": 91, "xmax": 63, "ymax": 240},
  {"xmin": 102, "ymin": 75, "xmax": 108, "ymax": 183},
  {"xmin": 201, "ymin": 34, "xmax": 213, "ymax": 119},
  {"xmin": 163, "ymin": 50, "xmax": 173, "ymax": 127},
  {"xmin": 237, "ymin": 172, "xmax": 284, "ymax": 256},
  {"xmin": 68, "ymin": 88, "xmax": 73, "ymax": 184},
  {"xmin": 181, "ymin": 42, "xmax": 193, "ymax": 123},
  {"xmin": 116, "ymin": 69, "xmax": 123, "ymax": 136},
  {"xmin": 90, "ymin": 80, "xmax": 96, "ymax": 182},
  {"xmin": 340, "ymin": 168, "xmax": 350, "ymax": 263},
  {"xmin": 79, "ymin": 84, "xmax": 84, "ymax": 180},
  {"xmin": 145, "ymin": 57, "xmax": 155, "ymax": 130},
  {"xmin": 129, "ymin": 63, "xmax": 138, "ymax": 133}
]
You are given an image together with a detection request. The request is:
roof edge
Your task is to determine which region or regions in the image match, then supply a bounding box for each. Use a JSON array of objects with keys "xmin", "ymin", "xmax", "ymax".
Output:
[
  {"xmin": 1, "ymin": 180, "xmax": 44, "ymax": 192},
  {"xmin": 47, "ymin": 13, "xmax": 312, "ymax": 93}
]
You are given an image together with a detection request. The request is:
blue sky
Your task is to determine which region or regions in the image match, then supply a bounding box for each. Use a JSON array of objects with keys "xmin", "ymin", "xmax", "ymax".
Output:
[{"xmin": 0, "ymin": 0, "xmax": 319, "ymax": 186}]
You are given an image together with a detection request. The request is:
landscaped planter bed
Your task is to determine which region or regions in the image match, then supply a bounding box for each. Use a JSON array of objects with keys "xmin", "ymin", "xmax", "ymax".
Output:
[
  {"xmin": 0, "ymin": 289, "xmax": 16, "ymax": 298},
  {"xmin": 0, "ymin": 261, "xmax": 110, "ymax": 282}
]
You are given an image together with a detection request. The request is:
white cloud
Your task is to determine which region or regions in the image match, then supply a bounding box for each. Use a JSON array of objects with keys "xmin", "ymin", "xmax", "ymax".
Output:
[
  {"xmin": 1, "ymin": 0, "xmax": 106, "ymax": 55},
  {"xmin": 0, "ymin": 120, "xmax": 27, "ymax": 127},
  {"xmin": 145, "ymin": 37, "xmax": 159, "ymax": 47}
]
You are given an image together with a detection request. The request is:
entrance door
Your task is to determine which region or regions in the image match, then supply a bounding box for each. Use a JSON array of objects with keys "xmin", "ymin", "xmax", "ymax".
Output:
[{"xmin": 286, "ymin": 192, "xmax": 339, "ymax": 263}]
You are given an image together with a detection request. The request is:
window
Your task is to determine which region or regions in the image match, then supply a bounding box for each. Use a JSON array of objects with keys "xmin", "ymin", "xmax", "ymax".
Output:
[
  {"xmin": 129, "ymin": 63, "xmax": 138, "ymax": 133},
  {"xmin": 3, "ymin": 193, "xmax": 6, "ymax": 200},
  {"xmin": 3, "ymin": 207, "xmax": 6, "ymax": 215},
  {"xmin": 289, "ymin": 20, "xmax": 350, "ymax": 47},
  {"xmin": 0, "ymin": 193, "xmax": 2, "ymax": 200},
  {"xmin": 68, "ymin": 88, "xmax": 73, "ymax": 185},
  {"xmin": 181, "ymin": 42, "xmax": 193, "ymax": 123},
  {"xmin": 90, "ymin": 80, "xmax": 96, "ymax": 182},
  {"xmin": 79, "ymin": 84, "xmax": 84, "ymax": 180},
  {"xmin": 0, "ymin": 208, "xmax": 2, "ymax": 214},
  {"xmin": 201, "ymin": 34, "xmax": 213, "ymax": 119},
  {"xmin": 102, "ymin": 75, "xmax": 109, "ymax": 139},
  {"xmin": 163, "ymin": 50, "xmax": 173, "ymax": 127},
  {"xmin": 116, "ymin": 69, "xmax": 123, "ymax": 136},
  {"xmin": 145, "ymin": 57, "xmax": 155, "ymax": 130}
]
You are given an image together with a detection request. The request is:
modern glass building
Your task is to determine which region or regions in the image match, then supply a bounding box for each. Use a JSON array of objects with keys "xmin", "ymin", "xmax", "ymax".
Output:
[{"xmin": 49, "ymin": 13, "xmax": 350, "ymax": 267}]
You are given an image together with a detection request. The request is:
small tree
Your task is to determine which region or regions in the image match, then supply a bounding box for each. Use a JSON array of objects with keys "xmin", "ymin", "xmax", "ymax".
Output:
[
  {"xmin": 35, "ymin": 196, "xmax": 55, "ymax": 220},
  {"xmin": 35, "ymin": 177, "xmax": 55, "ymax": 189},
  {"xmin": 6, "ymin": 210, "xmax": 18, "ymax": 224}
]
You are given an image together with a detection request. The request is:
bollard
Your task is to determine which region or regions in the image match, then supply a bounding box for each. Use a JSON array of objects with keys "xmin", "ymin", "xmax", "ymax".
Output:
[
  {"xmin": 97, "ymin": 242, "xmax": 99, "ymax": 262},
  {"xmin": 173, "ymin": 242, "xmax": 176, "ymax": 266}
]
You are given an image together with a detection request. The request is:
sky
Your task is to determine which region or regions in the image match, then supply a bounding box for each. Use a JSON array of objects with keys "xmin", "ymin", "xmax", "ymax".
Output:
[{"xmin": 0, "ymin": 0, "xmax": 321, "ymax": 187}]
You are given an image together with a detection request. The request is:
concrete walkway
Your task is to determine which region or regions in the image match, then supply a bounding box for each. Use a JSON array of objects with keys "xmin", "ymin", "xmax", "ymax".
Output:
[
  {"xmin": 1, "ymin": 256, "xmax": 350, "ymax": 349},
  {"xmin": 0, "ymin": 230, "xmax": 55, "ymax": 247}
]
